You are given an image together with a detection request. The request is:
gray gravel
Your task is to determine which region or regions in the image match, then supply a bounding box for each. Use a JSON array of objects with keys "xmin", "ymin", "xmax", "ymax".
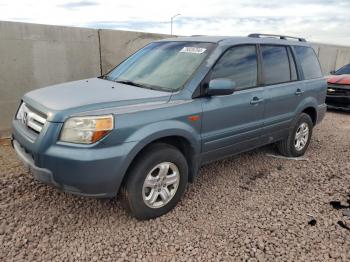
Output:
[{"xmin": 1, "ymin": 111, "xmax": 350, "ymax": 261}]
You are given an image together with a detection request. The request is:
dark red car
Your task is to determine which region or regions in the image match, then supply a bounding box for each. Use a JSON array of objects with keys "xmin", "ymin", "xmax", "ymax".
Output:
[{"xmin": 326, "ymin": 63, "xmax": 350, "ymax": 111}]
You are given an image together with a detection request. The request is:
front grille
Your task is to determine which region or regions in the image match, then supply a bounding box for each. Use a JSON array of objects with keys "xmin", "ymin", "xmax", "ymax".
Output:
[
  {"xmin": 327, "ymin": 84, "xmax": 350, "ymax": 96},
  {"xmin": 17, "ymin": 103, "xmax": 47, "ymax": 134}
]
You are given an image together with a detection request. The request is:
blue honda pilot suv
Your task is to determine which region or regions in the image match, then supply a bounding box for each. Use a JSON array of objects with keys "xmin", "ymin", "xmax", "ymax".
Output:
[{"xmin": 12, "ymin": 34, "xmax": 327, "ymax": 219}]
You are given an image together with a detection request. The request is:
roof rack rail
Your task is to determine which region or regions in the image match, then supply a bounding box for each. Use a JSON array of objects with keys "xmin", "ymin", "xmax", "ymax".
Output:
[{"xmin": 248, "ymin": 33, "xmax": 306, "ymax": 42}]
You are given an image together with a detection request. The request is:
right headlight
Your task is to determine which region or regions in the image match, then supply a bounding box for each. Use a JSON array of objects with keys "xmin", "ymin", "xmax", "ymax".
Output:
[{"xmin": 60, "ymin": 115, "xmax": 114, "ymax": 144}]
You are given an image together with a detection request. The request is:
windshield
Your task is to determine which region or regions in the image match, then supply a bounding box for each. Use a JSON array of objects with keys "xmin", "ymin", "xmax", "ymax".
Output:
[
  {"xmin": 335, "ymin": 64, "xmax": 350, "ymax": 75},
  {"xmin": 105, "ymin": 41, "xmax": 215, "ymax": 92}
]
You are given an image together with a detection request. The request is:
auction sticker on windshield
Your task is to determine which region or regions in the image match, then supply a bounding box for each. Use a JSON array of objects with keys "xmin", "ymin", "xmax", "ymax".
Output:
[{"xmin": 180, "ymin": 47, "xmax": 207, "ymax": 54}]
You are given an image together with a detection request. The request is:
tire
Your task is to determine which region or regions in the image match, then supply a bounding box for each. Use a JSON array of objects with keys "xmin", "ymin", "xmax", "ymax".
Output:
[
  {"xmin": 277, "ymin": 113, "xmax": 313, "ymax": 157},
  {"xmin": 122, "ymin": 143, "xmax": 188, "ymax": 220}
]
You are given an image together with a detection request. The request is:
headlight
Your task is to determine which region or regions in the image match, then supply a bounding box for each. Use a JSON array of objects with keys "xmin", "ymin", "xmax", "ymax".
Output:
[{"xmin": 60, "ymin": 115, "xmax": 114, "ymax": 144}]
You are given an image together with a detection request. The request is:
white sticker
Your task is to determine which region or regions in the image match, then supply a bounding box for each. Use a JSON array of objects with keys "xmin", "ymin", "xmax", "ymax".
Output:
[{"xmin": 180, "ymin": 47, "xmax": 206, "ymax": 54}]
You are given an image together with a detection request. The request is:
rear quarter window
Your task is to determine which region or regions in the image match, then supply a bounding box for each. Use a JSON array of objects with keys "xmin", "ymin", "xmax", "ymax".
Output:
[{"xmin": 294, "ymin": 46, "xmax": 322, "ymax": 79}]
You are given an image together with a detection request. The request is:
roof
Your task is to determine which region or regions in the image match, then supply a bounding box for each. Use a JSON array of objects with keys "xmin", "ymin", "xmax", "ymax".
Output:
[
  {"xmin": 160, "ymin": 35, "xmax": 232, "ymax": 43},
  {"xmin": 158, "ymin": 35, "xmax": 310, "ymax": 47}
]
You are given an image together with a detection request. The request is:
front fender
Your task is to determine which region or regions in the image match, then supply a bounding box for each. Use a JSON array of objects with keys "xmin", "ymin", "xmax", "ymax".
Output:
[
  {"xmin": 114, "ymin": 120, "xmax": 202, "ymax": 187},
  {"xmin": 125, "ymin": 120, "xmax": 201, "ymax": 154}
]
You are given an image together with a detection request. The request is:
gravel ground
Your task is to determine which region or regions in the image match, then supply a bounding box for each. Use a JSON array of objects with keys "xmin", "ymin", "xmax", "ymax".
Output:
[{"xmin": 1, "ymin": 111, "xmax": 350, "ymax": 261}]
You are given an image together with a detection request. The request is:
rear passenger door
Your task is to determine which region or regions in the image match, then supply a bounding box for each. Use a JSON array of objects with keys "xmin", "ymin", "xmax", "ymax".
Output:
[
  {"xmin": 293, "ymin": 46, "xmax": 325, "ymax": 108},
  {"xmin": 260, "ymin": 45, "xmax": 302, "ymax": 142},
  {"xmin": 201, "ymin": 45, "xmax": 265, "ymax": 162}
]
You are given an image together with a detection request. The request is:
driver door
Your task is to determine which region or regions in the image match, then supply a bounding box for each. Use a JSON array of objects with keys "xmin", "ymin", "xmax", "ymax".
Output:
[{"xmin": 200, "ymin": 45, "xmax": 265, "ymax": 163}]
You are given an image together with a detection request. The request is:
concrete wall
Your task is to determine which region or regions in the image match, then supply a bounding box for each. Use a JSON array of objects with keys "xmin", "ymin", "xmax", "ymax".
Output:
[
  {"xmin": 312, "ymin": 43, "xmax": 350, "ymax": 74},
  {"xmin": 0, "ymin": 21, "xmax": 101, "ymax": 138},
  {"xmin": 99, "ymin": 29, "xmax": 170, "ymax": 74},
  {"xmin": 1, "ymin": 20, "xmax": 350, "ymax": 138}
]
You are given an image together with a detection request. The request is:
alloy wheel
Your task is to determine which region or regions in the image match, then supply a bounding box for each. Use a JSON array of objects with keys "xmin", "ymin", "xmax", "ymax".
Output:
[
  {"xmin": 294, "ymin": 122, "xmax": 309, "ymax": 151},
  {"xmin": 142, "ymin": 162, "xmax": 180, "ymax": 209}
]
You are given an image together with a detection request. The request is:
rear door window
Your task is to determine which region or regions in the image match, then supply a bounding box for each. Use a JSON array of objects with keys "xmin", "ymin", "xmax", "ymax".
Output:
[
  {"xmin": 211, "ymin": 45, "xmax": 258, "ymax": 90},
  {"xmin": 261, "ymin": 45, "xmax": 291, "ymax": 85},
  {"xmin": 294, "ymin": 46, "xmax": 322, "ymax": 79}
]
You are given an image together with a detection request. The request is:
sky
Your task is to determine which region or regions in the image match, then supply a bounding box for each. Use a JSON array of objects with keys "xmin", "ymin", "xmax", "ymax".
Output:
[{"xmin": 0, "ymin": 0, "xmax": 349, "ymax": 46}]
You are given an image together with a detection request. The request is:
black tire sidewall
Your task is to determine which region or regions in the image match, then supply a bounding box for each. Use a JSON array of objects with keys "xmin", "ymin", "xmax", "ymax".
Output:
[
  {"xmin": 289, "ymin": 114, "xmax": 313, "ymax": 157},
  {"xmin": 125, "ymin": 144, "xmax": 188, "ymax": 220}
]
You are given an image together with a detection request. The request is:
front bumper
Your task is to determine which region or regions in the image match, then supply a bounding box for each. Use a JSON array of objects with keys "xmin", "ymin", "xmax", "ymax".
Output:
[
  {"xmin": 326, "ymin": 95, "xmax": 350, "ymax": 112},
  {"xmin": 12, "ymin": 119, "xmax": 138, "ymax": 198},
  {"xmin": 12, "ymin": 139, "xmax": 59, "ymax": 188},
  {"xmin": 326, "ymin": 85, "xmax": 350, "ymax": 112}
]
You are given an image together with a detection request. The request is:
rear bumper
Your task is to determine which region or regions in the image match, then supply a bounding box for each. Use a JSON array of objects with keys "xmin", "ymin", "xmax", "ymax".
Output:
[{"xmin": 316, "ymin": 103, "xmax": 327, "ymax": 124}]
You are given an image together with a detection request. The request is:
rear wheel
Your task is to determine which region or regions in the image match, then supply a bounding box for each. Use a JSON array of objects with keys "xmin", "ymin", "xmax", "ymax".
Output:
[
  {"xmin": 277, "ymin": 113, "xmax": 313, "ymax": 157},
  {"xmin": 122, "ymin": 143, "xmax": 188, "ymax": 220}
]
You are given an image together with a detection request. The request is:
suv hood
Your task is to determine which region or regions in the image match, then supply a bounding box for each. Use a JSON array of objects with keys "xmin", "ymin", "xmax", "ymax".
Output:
[
  {"xmin": 23, "ymin": 78, "xmax": 171, "ymax": 122},
  {"xmin": 327, "ymin": 74, "xmax": 350, "ymax": 85}
]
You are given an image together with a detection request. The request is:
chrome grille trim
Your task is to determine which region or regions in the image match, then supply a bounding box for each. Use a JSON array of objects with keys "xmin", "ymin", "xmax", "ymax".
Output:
[
  {"xmin": 17, "ymin": 103, "xmax": 47, "ymax": 133},
  {"xmin": 327, "ymin": 84, "xmax": 350, "ymax": 89}
]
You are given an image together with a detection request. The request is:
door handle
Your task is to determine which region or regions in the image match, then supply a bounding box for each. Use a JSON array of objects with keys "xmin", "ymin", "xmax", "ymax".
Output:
[
  {"xmin": 295, "ymin": 89, "xmax": 304, "ymax": 95},
  {"xmin": 250, "ymin": 97, "xmax": 263, "ymax": 105}
]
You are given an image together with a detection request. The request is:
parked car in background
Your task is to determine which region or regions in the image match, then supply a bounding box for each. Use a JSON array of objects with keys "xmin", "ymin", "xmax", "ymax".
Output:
[
  {"xmin": 326, "ymin": 63, "xmax": 350, "ymax": 111},
  {"xmin": 12, "ymin": 34, "xmax": 327, "ymax": 220}
]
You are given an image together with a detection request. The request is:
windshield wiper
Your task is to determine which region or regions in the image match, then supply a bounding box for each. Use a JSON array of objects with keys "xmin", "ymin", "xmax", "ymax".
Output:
[
  {"xmin": 115, "ymin": 79, "xmax": 171, "ymax": 92},
  {"xmin": 115, "ymin": 80, "xmax": 145, "ymax": 88},
  {"xmin": 115, "ymin": 80, "xmax": 163, "ymax": 91}
]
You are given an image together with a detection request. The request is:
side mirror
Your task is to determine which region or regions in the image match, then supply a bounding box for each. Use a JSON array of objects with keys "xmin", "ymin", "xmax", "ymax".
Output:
[
  {"xmin": 330, "ymin": 70, "xmax": 336, "ymax": 75},
  {"xmin": 207, "ymin": 78, "xmax": 236, "ymax": 96}
]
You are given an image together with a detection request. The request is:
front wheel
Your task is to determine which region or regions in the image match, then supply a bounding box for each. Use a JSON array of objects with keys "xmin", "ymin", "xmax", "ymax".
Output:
[
  {"xmin": 277, "ymin": 113, "xmax": 313, "ymax": 157},
  {"xmin": 122, "ymin": 143, "xmax": 188, "ymax": 220}
]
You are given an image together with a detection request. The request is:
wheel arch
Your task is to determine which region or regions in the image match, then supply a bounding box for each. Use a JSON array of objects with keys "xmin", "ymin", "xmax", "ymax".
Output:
[
  {"xmin": 118, "ymin": 130, "xmax": 201, "ymax": 195},
  {"xmin": 295, "ymin": 97, "xmax": 319, "ymax": 126},
  {"xmin": 132, "ymin": 135, "xmax": 198, "ymax": 177},
  {"xmin": 302, "ymin": 106, "xmax": 317, "ymax": 126}
]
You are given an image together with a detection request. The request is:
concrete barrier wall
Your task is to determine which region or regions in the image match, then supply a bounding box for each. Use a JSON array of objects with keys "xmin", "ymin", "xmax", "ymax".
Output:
[
  {"xmin": 99, "ymin": 29, "xmax": 170, "ymax": 74},
  {"xmin": 1, "ymin": 20, "xmax": 350, "ymax": 138},
  {"xmin": 310, "ymin": 43, "xmax": 350, "ymax": 75},
  {"xmin": 334, "ymin": 48, "xmax": 350, "ymax": 70},
  {"xmin": 0, "ymin": 21, "xmax": 101, "ymax": 138},
  {"xmin": 312, "ymin": 43, "xmax": 350, "ymax": 74}
]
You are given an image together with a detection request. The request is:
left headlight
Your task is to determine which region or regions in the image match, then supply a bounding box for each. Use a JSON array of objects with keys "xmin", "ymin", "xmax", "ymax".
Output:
[{"xmin": 60, "ymin": 115, "xmax": 114, "ymax": 144}]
